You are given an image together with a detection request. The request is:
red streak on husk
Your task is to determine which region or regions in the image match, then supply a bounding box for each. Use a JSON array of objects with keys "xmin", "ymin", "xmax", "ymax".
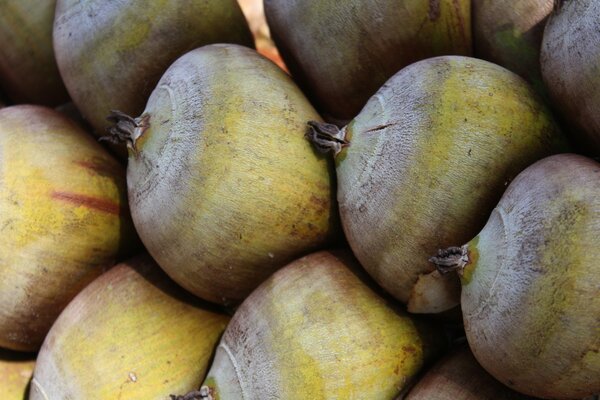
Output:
[{"xmin": 51, "ymin": 191, "xmax": 120, "ymax": 215}]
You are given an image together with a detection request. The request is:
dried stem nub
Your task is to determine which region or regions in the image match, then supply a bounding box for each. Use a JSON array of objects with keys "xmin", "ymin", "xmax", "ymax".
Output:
[
  {"xmin": 101, "ymin": 110, "xmax": 149, "ymax": 153},
  {"xmin": 306, "ymin": 120, "xmax": 349, "ymax": 156},
  {"xmin": 170, "ymin": 386, "xmax": 212, "ymax": 400},
  {"xmin": 429, "ymin": 245, "xmax": 469, "ymax": 275}
]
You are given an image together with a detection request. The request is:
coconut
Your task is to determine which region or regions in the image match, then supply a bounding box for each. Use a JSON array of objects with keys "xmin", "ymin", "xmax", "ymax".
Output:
[
  {"xmin": 430, "ymin": 154, "xmax": 600, "ymax": 399},
  {"xmin": 307, "ymin": 56, "xmax": 567, "ymax": 313},
  {"xmin": 264, "ymin": 0, "xmax": 472, "ymax": 122},
  {"xmin": 197, "ymin": 250, "xmax": 445, "ymax": 400},
  {"xmin": 104, "ymin": 44, "xmax": 339, "ymax": 306},
  {"xmin": 0, "ymin": 105, "xmax": 137, "ymax": 351},
  {"xmin": 0, "ymin": 0, "xmax": 69, "ymax": 106},
  {"xmin": 541, "ymin": 0, "xmax": 600, "ymax": 154},
  {"xmin": 30, "ymin": 254, "xmax": 230, "ymax": 399},
  {"xmin": 473, "ymin": 0, "xmax": 554, "ymax": 96},
  {"xmin": 0, "ymin": 349, "xmax": 35, "ymax": 400},
  {"xmin": 53, "ymin": 0, "xmax": 253, "ymax": 152}
]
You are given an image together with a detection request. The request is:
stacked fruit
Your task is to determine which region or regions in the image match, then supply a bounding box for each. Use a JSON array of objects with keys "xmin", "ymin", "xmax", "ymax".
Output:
[{"xmin": 0, "ymin": 1, "xmax": 598, "ymax": 399}]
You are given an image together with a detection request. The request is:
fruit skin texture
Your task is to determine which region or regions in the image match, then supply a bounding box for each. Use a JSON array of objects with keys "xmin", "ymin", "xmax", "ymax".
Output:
[
  {"xmin": 53, "ymin": 0, "xmax": 253, "ymax": 142},
  {"xmin": 457, "ymin": 154, "xmax": 600, "ymax": 398},
  {"xmin": 264, "ymin": 0, "xmax": 471, "ymax": 122},
  {"xmin": 405, "ymin": 344, "xmax": 536, "ymax": 399},
  {"xmin": 0, "ymin": 105, "xmax": 136, "ymax": 351},
  {"xmin": 30, "ymin": 254, "xmax": 230, "ymax": 400},
  {"xmin": 473, "ymin": 0, "xmax": 553, "ymax": 96},
  {"xmin": 201, "ymin": 250, "xmax": 444, "ymax": 399},
  {"xmin": 541, "ymin": 0, "xmax": 600, "ymax": 153},
  {"xmin": 0, "ymin": 349, "xmax": 35, "ymax": 400},
  {"xmin": 126, "ymin": 44, "xmax": 338, "ymax": 305},
  {"xmin": 0, "ymin": 0, "xmax": 69, "ymax": 106},
  {"xmin": 332, "ymin": 56, "xmax": 567, "ymax": 308}
]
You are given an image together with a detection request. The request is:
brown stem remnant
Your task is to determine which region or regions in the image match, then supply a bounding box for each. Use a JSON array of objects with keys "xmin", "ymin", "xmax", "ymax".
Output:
[
  {"xmin": 101, "ymin": 110, "xmax": 150, "ymax": 154},
  {"xmin": 306, "ymin": 120, "xmax": 350, "ymax": 156},
  {"xmin": 169, "ymin": 386, "xmax": 212, "ymax": 400},
  {"xmin": 429, "ymin": 245, "xmax": 469, "ymax": 275}
]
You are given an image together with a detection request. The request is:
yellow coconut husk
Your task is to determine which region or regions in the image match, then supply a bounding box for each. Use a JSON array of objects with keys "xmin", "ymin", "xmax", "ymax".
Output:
[
  {"xmin": 199, "ymin": 250, "xmax": 445, "ymax": 400},
  {"xmin": 0, "ymin": 105, "xmax": 138, "ymax": 352},
  {"xmin": 0, "ymin": 349, "xmax": 35, "ymax": 400},
  {"xmin": 265, "ymin": 0, "xmax": 472, "ymax": 122},
  {"xmin": 53, "ymin": 0, "xmax": 253, "ymax": 157},
  {"xmin": 431, "ymin": 154, "xmax": 600, "ymax": 399},
  {"xmin": 110, "ymin": 44, "xmax": 339, "ymax": 306},
  {"xmin": 0, "ymin": 0, "xmax": 69, "ymax": 106},
  {"xmin": 30, "ymin": 254, "xmax": 230, "ymax": 400}
]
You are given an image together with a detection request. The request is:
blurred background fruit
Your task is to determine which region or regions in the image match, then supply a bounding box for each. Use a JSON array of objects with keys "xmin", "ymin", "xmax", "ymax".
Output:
[
  {"xmin": 265, "ymin": 0, "xmax": 472, "ymax": 123},
  {"xmin": 0, "ymin": 0, "xmax": 69, "ymax": 106},
  {"xmin": 30, "ymin": 255, "xmax": 229, "ymax": 400},
  {"xmin": 0, "ymin": 349, "xmax": 35, "ymax": 400},
  {"xmin": 53, "ymin": 0, "xmax": 254, "ymax": 156},
  {"xmin": 0, "ymin": 105, "xmax": 138, "ymax": 352}
]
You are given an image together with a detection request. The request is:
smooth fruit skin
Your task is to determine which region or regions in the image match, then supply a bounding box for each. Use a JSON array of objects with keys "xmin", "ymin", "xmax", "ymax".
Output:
[
  {"xmin": 0, "ymin": 105, "xmax": 136, "ymax": 351},
  {"xmin": 0, "ymin": 0, "xmax": 69, "ymax": 106},
  {"xmin": 541, "ymin": 0, "xmax": 600, "ymax": 153},
  {"xmin": 127, "ymin": 44, "xmax": 338, "ymax": 305},
  {"xmin": 53, "ymin": 0, "xmax": 253, "ymax": 143},
  {"xmin": 460, "ymin": 154, "xmax": 600, "ymax": 398},
  {"xmin": 473, "ymin": 0, "xmax": 553, "ymax": 96},
  {"xmin": 335, "ymin": 56, "xmax": 567, "ymax": 308},
  {"xmin": 264, "ymin": 0, "xmax": 471, "ymax": 122},
  {"xmin": 30, "ymin": 255, "xmax": 230, "ymax": 400},
  {"xmin": 201, "ymin": 250, "xmax": 444, "ymax": 400},
  {"xmin": 0, "ymin": 349, "xmax": 35, "ymax": 400},
  {"xmin": 405, "ymin": 345, "xmax": 536, "ymax": 399}
]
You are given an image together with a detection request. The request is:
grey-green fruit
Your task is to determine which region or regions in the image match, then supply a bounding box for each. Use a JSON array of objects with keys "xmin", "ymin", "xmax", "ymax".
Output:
[
  {"xmin": 431, "ymin": 154, "xmax": 600, "ymax": 399},
  {"xmin": 265, "ymin": 0, "xmax": 472, "ymax": 122},
  {"xmin": 308, "ymin": 56, "xmax": 567, "ymax": 312}
]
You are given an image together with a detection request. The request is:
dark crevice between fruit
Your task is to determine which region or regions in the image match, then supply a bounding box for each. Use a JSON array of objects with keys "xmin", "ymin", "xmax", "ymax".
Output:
[
  {"xmin": 101, "ymin": 110, "xmax": 150, "ymax": 154},
  {"xmin": 306, "ymin": 120, "xmax": 350, "ymax": 156},
  {"xmin": 429, "ymin": 245, "xmax": 469, "ymax": 275}
]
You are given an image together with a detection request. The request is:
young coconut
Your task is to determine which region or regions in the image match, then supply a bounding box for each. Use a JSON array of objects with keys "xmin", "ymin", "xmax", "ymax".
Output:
[
  {"xmin": 541, "ymin": 0, "xmax": 600, "ymax": 153},
  {"xmin": 30, "ymin": 254, "xmax": 230, "ymax": 400},
  {"xmin": 53, "ymin": 0, "xmax": 253, "ymax": 152},
  {"xmin": 404, "ymin": 344, "xmax": 536, "ymax": 399},
  {"xmin": 0, "ymin": 105, "xmax": 137, "ymax": 352},
  {"xmin": 307, "ymin": 56, "xmax": 568, "ymax": 314},
  {"xmin": 472, "ymin": 0, "xmax": 554, "ymax": 96},
  {"xmin": 195, "ymin": 250, "xmax": 445, "ymax": 400},
  {"xmin": 430, "ymin": 154, "xmax": 600, "ymax": 399},
  {"xmin": 0, "ymin": 0, "xmax": 69, "ymax": 106},
  {"xmin": 0, "ymin": 349, "xmax": 35, "ymax": 400},
  {"xmin": 106, "ymin": 44, "xmax": 338, "ymax": 306},
  {"xmin": 264, "ymin": 0, "xmax": 471, "ymax": 122}
]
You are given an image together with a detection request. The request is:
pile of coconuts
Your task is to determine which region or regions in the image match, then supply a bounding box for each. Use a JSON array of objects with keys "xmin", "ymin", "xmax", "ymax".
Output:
[{"xmin": 0, "ymin": 0, "xmax": 598, "ymax": 399}]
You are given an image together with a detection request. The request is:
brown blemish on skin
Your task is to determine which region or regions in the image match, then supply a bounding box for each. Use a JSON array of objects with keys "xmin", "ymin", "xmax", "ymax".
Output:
[
  {"xmin": 74, "ymin": 159, "xmax": 122, "ymax": 177},
  {"xmin": 51, "ymin": 191, "xmax": 120, "ymax": 215},
  {"xmin": 429, "ymin": 0, "xmax": 441, "ymax": 21}
]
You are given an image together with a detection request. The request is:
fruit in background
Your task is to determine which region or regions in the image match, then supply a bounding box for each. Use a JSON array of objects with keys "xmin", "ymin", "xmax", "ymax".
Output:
[
  {"xmin": 473, "ymin": 0, "xmax": 554, "ymax": 97},
  {"xmin": 0, "ymin": 0, "xmax": 69, "ymax": 106},
  {"xmin": 199, "ymin": 250, "xmax": 445, "ymax": 400},
  {"xmin": 30, "ymin": 255, "xmax": 230, "ymax": 400},
  {"xmin": 105, "ymin": 44, "xmax": 339, "ymax": 306},
  {"xmin": 0, "ymin": 105, "xmax": 137, "ymax": 351},
  {"xmin": 0, "ymin": 349, "xmax": 35, "ymax": 400},
  {"xmin": 541, "ymin": 0, "xmax": 600, "ymax": 154},
  {"xmin": 430, "ymin": 154, "xmax": 600, "ymax": 399},
  {"xmin": 238, "ymin": 0, "xmax": 287, "ymax": 71},
  {"xmin": 405, "ymin": 344, "xmax": 536, "ymax": 399},
  {"xmin": 53, "ymin": 0, "xmax": 253, "ymax": 155},
  {"xmin": 264, "ymin": 0, "xmax": 471, "ymax": 122},
  {"xmin": 307, "ymin": 56, "xmax": 568, "ymax": 313}
]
